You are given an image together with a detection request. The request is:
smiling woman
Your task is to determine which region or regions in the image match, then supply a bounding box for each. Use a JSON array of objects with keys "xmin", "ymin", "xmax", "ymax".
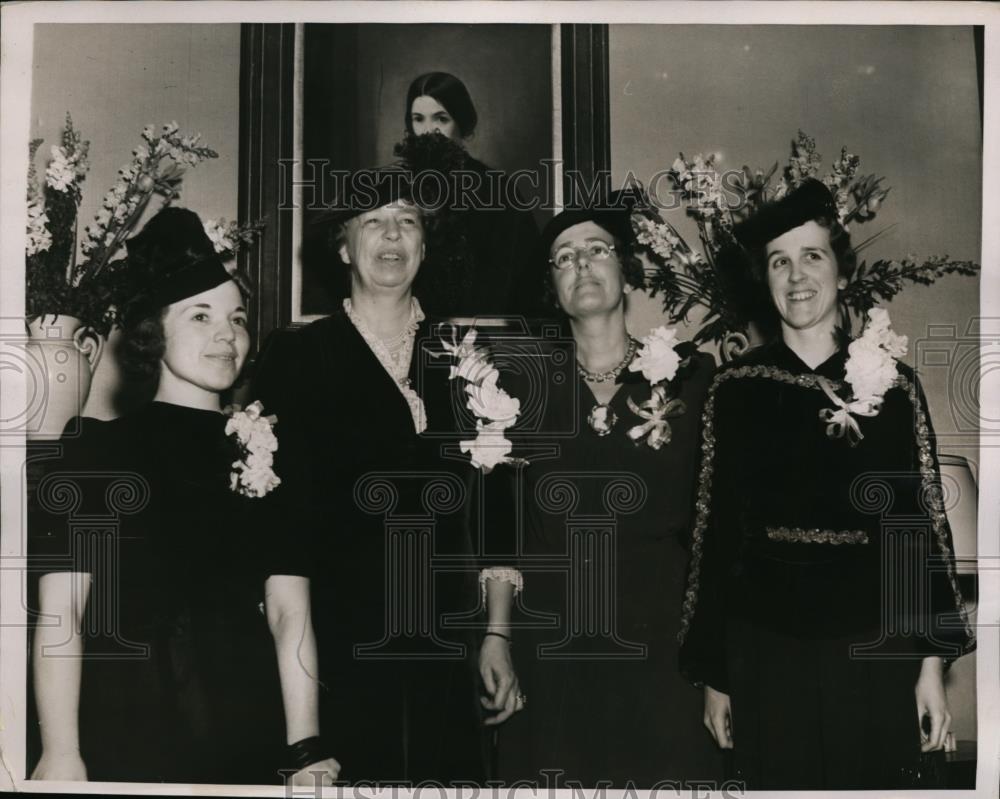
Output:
[
  {"xmin": 250, "ymin": 167, "xmax": 523, "ymax": 783},
  {"xmin": 28, "ymin": 207, "xmax": 338, "ymax": 786},
  {"xmin": 764, "ymin": 220, "xmax": 849, "ymax": 338},
  {"xmin": 678, "ymin": 180, "xmax": 975, "ymax": 790},
  {"xmin": 337, "ymin": 202, "xmax": 426, "ymax": 296},
  {"xmin": 154, "ymin": 282, "xmax": 251, "ymax": 404}
]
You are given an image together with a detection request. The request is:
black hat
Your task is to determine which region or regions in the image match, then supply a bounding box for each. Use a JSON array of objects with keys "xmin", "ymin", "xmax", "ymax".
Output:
[
  {"xmin": 311, "ymin": 165, "xmax": 425, "ymax": 229},
  {"xmin": 733, "ymin": 178, "xmax": 838, "ymax": 250},
  {"xmin": 123, "ymin": 207, "xmax": 232, "ymax": 324},
  {"xmin": 539, "ymin": 188, "xmax": 643, "ymax": 257}
]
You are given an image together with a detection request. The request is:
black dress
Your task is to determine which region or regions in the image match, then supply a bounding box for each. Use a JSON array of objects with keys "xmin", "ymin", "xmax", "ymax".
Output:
[
  {"xmin": 252, "ymin": 309, "xmax": 510, "ymax": 784},
  {"xmin": 677, "ymin": 339, "xmax": 976, "ymax": 790},
  {"xmin": 498, "ymin": 343, "xmax": 724, "ymax": 787},
  {"xmin": 28, "ymin": 402, "xmax": 286, "ymax": 784}
]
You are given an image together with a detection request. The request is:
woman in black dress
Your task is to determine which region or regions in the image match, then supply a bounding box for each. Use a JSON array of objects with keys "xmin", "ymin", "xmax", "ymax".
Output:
[
  {"xmin": 678, "ymin": 179, "xmax": 976, "ymax": 789},
  {"xmin": 401, "ymin": 71, "xmax": 543, "ymax": 319},
  {"xmin": 30, "ymin": 208, "xmax": 338, "ymax": 785},
  {"xmin": 497, "ymin": 198, "xmax": 722, "ymax": 787},
  {"xmin": 252, "ymin": 170, "xmax": 523, "ymax": 784}
]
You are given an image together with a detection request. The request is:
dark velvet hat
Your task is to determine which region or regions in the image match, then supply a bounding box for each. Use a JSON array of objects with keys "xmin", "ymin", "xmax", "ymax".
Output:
[
  {"xmin": 732, "ymin": 177, "xmax": 838, "ymax": 250},
  {"xmin": 539, "ymin": 188, "xmax": 642, "ymax": 257},
  {"xmin": 311, "ymin": 165, "xmax": 424, "ymax": 229},
  {"xmin": 122, "ymin": 207, "xmax": 232, "ymax": 324}
]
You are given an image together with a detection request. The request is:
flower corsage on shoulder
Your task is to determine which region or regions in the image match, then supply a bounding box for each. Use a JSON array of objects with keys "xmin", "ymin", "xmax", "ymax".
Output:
[
  {"xmin": 224, "ymin": 400, "xmax": 281, "ymax": 497},
  {"xmin": 440, "ymin": 328, "xmax": 526, "ymax": 473},
  {"xmin": 818, "ymin": 307, "xmax": 907, "ymax": 446},
  {"xmin": 625, "ymin": 325, "xmax": 690, "ymax": 449}
]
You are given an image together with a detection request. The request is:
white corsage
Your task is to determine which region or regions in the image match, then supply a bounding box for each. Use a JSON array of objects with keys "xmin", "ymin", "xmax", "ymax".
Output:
[
  {"xmin": 224, "ymin": 400, "xmax": 282, "ymax": 497},
  {"xmin": 628, "ymin": 325, "xmax": 683, "ymax": 384},
  {"xmin": 441, "ymin": 328, "xmax": 525, "ymax": 473},
  {"xmin": 625, "ymin": 326, "xmax": 688, "ymax": 449},
  {"xmin": 818, "ymin": 307, "xmax": 908, "ymax": 446}
]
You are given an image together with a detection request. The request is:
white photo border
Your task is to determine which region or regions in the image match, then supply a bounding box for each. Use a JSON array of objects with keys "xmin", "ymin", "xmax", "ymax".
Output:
[{"xmin": 2, "ymin": 3, "xmax": 997, "ymax": 798}]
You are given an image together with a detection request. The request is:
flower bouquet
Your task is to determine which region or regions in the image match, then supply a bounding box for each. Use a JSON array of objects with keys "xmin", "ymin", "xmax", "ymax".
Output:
[
  {"xmin": 26, "ymin": 115, "xmax": 219, "ymax": 336},
  {"xmin": 440, "ymin": 328, "xmax": 525, "ymax": 472},
  {"xmin": 637, "ymin": 131, "xmax": 979, "ymax": 355},
  {"xmin": 203, "ymin": 217, "xmax": 267, "ymax": 260}
]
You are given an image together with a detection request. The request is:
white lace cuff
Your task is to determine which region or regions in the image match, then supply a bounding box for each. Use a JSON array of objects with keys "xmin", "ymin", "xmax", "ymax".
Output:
[{"xmin": 479, "ymin": 567, "xmax": 523, "ymax": 605}]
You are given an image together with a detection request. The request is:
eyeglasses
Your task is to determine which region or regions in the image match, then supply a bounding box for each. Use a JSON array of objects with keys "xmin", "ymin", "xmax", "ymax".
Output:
[{"xmin": 549, "ymin": 241, "xmax": 617, "ymax": 270}]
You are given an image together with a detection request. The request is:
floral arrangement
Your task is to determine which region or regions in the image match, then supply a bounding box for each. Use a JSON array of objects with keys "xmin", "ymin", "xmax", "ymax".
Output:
[
  {"xmin": 203, "ymin": 217, "xmax": 266, "ymax": 261},
  {"xmin": 26, "ymin": 115, "xmax": 218, "ymax": 335},
  {"xmin": 225, "ymin": 401, "xmax": 282, "ymax": 497},
  {"xmin": 624, "ymin": 326, "xmax": 688, "ymax": 449},
  {"xmin": 817, "ymin": 307, "xmax": 907, "ymax": 446},
  {"xmin": 441, "ymin": 328, "xmax": 525, "ymax": 472},
  {"xmin": 640, "ymin": 131, "xmax": 979, "ymax": 350}
]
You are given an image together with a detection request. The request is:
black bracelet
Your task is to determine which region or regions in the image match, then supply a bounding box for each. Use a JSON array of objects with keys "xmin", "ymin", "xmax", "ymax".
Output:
[
  {"xmin": 484, "ymin": 631, "xmax": 512, "ymax": 644},
  {"xmin": 287, "ymin": 735, "xmax": 331, "ymax": 771}
]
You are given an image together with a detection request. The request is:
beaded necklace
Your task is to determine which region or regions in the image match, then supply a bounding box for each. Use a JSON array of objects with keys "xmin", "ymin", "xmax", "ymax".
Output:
[{"xmin": 577, "ymin": 337, "xmax": 639, "ymax": 383}]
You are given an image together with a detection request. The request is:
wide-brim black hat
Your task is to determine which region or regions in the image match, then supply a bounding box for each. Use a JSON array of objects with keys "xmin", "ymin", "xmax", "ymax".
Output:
[
  {"xmin": 733, "ymin": 177, "xmax": 838, "ymax": 250},
  {"xmin": 123, "ymin": 206, "xmax": 233, "ymax": 323},
  {"xmin": 310, "ymin": 165, "xmax": 428, "ymax": 229}
]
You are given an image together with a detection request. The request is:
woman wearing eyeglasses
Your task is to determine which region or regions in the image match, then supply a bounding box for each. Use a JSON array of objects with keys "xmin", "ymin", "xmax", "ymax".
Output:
[{"xmin": 496, "ymin": 198, "xmax": 721, "ymax": 786}]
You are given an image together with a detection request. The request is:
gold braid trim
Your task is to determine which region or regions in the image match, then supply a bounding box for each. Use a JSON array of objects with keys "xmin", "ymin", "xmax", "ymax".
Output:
[
  {"xmin": 767, "ymin": 526, "xmax": 869, "ymax": 545},
  {"xmin": 898, "ymin": 373, "xmax": 976, "ymax": 652},
  {"xmin": 677, "ymin": 364, "xmax": 830, "ymax": 645},
  {"xmin": 676, "ymin": 365, "xmax": 976, "ymax": 653}
]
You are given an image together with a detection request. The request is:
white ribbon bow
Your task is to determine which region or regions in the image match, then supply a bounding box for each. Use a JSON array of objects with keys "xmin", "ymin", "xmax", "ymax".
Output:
[
  {"xmin": 817, "ymin": 376, "xmax": 882, "ymax": 446},
  {"xmin": 626, "ymin": 384, "xmax": 687, "ymax": 450}
]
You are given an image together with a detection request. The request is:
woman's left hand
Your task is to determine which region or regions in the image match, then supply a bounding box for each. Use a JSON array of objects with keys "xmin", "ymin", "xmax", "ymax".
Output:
[
  {"xmin": 479, "ymin": 635, "xmax": 523, "ymax": 726},
  {"xmin": 915, "ymin": 656, "xmax": 951, "ymax": 752}
]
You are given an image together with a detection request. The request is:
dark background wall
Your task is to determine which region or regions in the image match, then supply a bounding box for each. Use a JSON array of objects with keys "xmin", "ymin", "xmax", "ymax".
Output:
[{"xmin": 31, "ymin": 24, "xmax": 241, "ymax": 236}]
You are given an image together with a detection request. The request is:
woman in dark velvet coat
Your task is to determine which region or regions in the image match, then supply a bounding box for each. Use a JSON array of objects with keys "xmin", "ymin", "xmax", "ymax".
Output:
[
  {"xmin": 678, "ymin": 179, "xmax": 976, "ymax": 790},
  {"xmin": 251, "ymin": 171, "xmax": 524, "ymax": 784}
]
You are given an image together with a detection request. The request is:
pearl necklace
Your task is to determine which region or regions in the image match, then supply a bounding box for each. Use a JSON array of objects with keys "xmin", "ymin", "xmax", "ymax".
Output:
[{"xmin": 577, "ymin": 337, "xmax": 639, "ymax": 383}]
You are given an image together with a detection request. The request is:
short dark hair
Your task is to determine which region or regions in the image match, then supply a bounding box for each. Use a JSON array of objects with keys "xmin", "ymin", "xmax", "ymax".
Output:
[
  {"xmin": 541, "ymin": 222, "xmax": 645, "ymax": 313},
  {"xmin": 404, "ymin": 72, "xmax": 478, "ymax": 138},
  {"xmin": 120, "ymin": 308, "xmax": 168, "ymax": 381},
  {"xmin": 120, "ymin": 273, "xmax": 255, "ymax": 382}
]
